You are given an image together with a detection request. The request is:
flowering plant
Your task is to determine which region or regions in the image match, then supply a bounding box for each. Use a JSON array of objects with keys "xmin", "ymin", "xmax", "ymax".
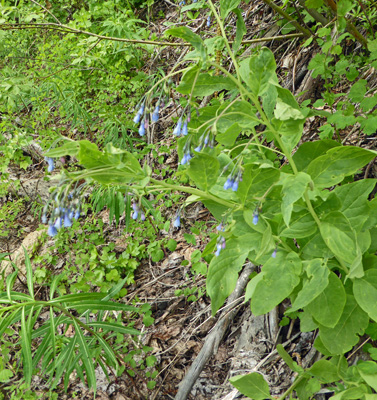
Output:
[{"xmin": 43, "ymin": 1, "xmax": 377, "ymax": 398}]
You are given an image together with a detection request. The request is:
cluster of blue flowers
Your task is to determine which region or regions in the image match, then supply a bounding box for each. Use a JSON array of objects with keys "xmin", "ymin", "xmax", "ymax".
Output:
[
  {"xmin": 133, "ymin": 97, "xmax": 165, "ymax": 137},
  {"xmin": 223, "ymin": 169, "xmax": 243, "ymax": 192},
  {"xmin": 181, "ymin": 138, "xmax": 193, "ymax": 165},
  {"xmin": 194, "ymin": 129, "xmax": 215, "ymax": 152},
  {"xmin": 42, "ymin": 189, "xmax": 82, "ymax": 237},
  {"xmin": 214, "ymin": 223, "xmax": 226, "ymax": 256},
  {"xmin": 173, "ymin": 109, "xmax": 190, "ymax": 137},
  {"xmin": 132, "ymin": 202, "xmax": 146, "ymax": 221}
]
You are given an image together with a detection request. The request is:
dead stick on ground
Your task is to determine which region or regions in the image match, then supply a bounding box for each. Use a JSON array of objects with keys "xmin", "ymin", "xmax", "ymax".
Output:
[{"xmin": 174, "ymin": 263, "xmax": 255, "ymax": 400}]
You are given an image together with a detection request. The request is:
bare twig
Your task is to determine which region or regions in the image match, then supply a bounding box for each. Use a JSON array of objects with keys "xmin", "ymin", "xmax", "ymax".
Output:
[
  {"xmin": 0, "ymin": 22, "xmax": 305, "ymax": 47},
  {"xmin": 28, "ymin": 0, "xmax": 62, "ymax": 25}
]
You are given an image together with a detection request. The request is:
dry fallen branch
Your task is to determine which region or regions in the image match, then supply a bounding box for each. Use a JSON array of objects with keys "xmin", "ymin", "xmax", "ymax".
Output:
[{"xmin": 174, "ymin": 263, "xmax": 255, "ymax": 400}]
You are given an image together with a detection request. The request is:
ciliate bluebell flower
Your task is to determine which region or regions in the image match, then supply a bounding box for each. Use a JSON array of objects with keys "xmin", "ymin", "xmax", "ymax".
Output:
[
  {"xmin": 215, "ymin": 236, "xmax": 226, "ymax": 256},
  {"xmin": 152, "ymin": 104, "xmax": 160, "ymax": 122},
  {"xmin": 173, "ymin": 214, "xmax": 181, "ymax": 228},
  {"xmin": 48, "ymin": 224, "xmax": 58, "ymax": 237},
  {"xmin": 132, "ymin": 202, "xmax": 139, "ymax": 219},
  {"xmin": 207, "ymin": 15, "xmax": 211, "ymax": 27},
  {"xmin": 44, "ymin": 157, "xmax": 55, "ymax": 172},
  {"xmin": 139, "ymin": 119, "xmax": 146, "ymax": 136},
  {"xmin": 272, "ymin": 248, "xmax": 277, "ymax": 258},
  {"xmin": 195, "ymin": 130, "xmax": 215, "ymax": 153},
  {"xmin": 133, "ymin": 103, "xmax": 145, "ymax": 124},
  {"xmin": 216, "ymin": 223, "xmax": 224, "ymax": 232},
  {"xmin": 131, "ymin": 202, "xmax": 146, "ymax": 221},
  {"xmin": 173, "ymin": 118, "xmax": 182, "ymax": 136},
  {"xmin": 181, "ymin": 152, "xmax": 193, "ymax": 165},
  {"xmin": 42, "ymin": 185, "xmax": 83, "ymax": 237},
  {"xmin": 223, "ymin": 167, "xmax": 242, "ymax": 192},
  {"xmin": 181, "ymin": 138, "xmax": 193, "ymax": 165},
  {"xmin": 223, "ymin": 176, "xmax": 234, "ymax": 190},
  {"xmin": 252, "ymin": 211, "xmax": 259, "ymax": 225},
  {"xmin": 182, "ymin": 120, "xmax": 188, "ymax": 136}
]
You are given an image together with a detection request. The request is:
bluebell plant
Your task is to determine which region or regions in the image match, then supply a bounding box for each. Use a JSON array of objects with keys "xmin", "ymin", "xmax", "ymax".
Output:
[{"xmin": 42, "ymin": 185, "xmax": 83, "ymax": 237}]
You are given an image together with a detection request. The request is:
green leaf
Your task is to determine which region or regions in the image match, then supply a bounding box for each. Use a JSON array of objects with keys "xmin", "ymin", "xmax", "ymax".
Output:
[
  {"xmin": 318, "ymin": 294, "xmax": 369, "ymax": 355},
  {"xmin": 233, "ymin": 8, "xmax": 246, "ymax": 53},
  {"xmin": 87, "ymin": 322, "xmax": 140, "ymax": 336},
  {"xmin": 207, "ymin": 236, "xmax": 251, "ymax": 314},
  {"xmin": 0, "ymin": 369, "xmax": 13, "ymax": 383},
  {"xmin": 72, "ymin": 319, "xmax": 96, "ymax": 395},
  {"xmin": 23, "ymin": 247, "xmax": 34, "ymax": 300},
  {"xmin": 229, "ymin": 372, "xmax": 271, "ymax": 400},
  {"xmin": 21, "ymin": 306, "xmax": 33, "ymax": 386},
  {"xmin": 250, "ymin": 252, "xmax": 301, "ymax": 315},
  {"xmin": 309, "ymin": 359, "xmax": 340, "ymax": 383},
  {"xmin": 216, "ymin": 123, "xmax": 242, "ymax": 147},
  {"xmin": 280, "ymin": 211, "xmax": 317, "ymax": 239},
  {"xmin": 280, "ymin": 172, "xmax": 311, "ymax": 226},
  {"xmin": 333, "ymin": 179, "xmax": 376, "ymax": 232},
  {"xmin": 354, "ymin": 270, "xmax": 377, "ymax": 322},
  {"xmin": 292, "ymin": 139, "xmax": 340, "ymax": 172},
  {"xmin": 358, "ymin": 361, "xmax": 377, "ymax": 391},
  {"xmin": 69, "ymin": 300, "xmax": 137, "ymax": 312},
  {"xmin": 166, "ymin": 27, "xmax": 206, "ymax": 62},
  {"xmin": 216, "ymin": 100, "xmax": 259, "ymax": 132},
  {"xmin": 45, "ymin": 140, "xmax": 79, "ymax": 158},
  {"xmin": 306, "ymin": 271, "xmax": 346, "ymax": 328},
  {"xmin": 272, "ymin": 117, "xmax": 304, "ymax": 153},
  {"xmin": 220, "ymin": 0, "xmax": 241, "ymax": 19},
  {"xmin": 177, "ymin": 69, "xmax": 237, "ymax": 97},
  {"xmin": 349, "ymin": 79, "xmax": 367, "ymax": 103},
  {"xmin": 277, "ymin": 344, "xmax": 303, "ymax": 373},
  {"xmin": 239, "ymin": 47, "xmax": 278, "ymax": 97},
  {"xmin": 320, "ymin": 211, "xmax": 362, "ymax": 279},
  {"xmin": 290, "ymin": 259, "xmax": 329, "ymax": 312},
  {"xmin": 77, "ymin": 141, "xmax": 144, "ymax": 185},
  {"xmin": 238, "ymin": 165, "xmax": 280, "ymax": 204},
  {"xmin": 187, "ymin": 152, "xmax": 220, "ymax": 191},
  {"xmin": 274, "ymin": 86, "xmax": 305, "ymax": 121},
  {"xmin": 307, "ymin": 146, "xmax": 376, "ymax": 189},
  {"xmin": 294, "ymin": 377, "xmax": 321, "ymax": 400}
]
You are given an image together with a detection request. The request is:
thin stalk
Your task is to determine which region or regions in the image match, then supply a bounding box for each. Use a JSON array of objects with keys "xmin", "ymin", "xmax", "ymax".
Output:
[
  {"xmin": 207, "ymin": 0, "xmax": 243, "ymax": 89},
  {"xmin": 148, "ymin": 178, "xmax": 235, "ymax": 208}
]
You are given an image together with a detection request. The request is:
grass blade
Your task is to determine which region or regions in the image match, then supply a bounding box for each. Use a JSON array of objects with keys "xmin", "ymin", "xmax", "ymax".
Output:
[
  {"xmin": 72, "ymin": 318, "xmax": 96, "ymax": 395},
  {"xmin": 23, "ymin": 247, "xmax": 34, "ymax": 300},
  {"xmin": 21, "ymin": 306, "xmax": 33, "ymax": 385}
]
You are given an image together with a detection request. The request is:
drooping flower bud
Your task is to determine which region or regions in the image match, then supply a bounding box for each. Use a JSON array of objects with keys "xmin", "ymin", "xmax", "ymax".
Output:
[
  {"xmin": 173, "ymin": 118, "xmax": 182, "ymax": 136},
  {"xmin": 151, "ymin": 105, "xmax": 160, "ymax": 122},
  {"xmin": 173, "ymin": 214, "xmax": 181, "ymax": 228},
  {"xmin": 44, "ymin": 157, "xmax": 55, "ymax": 173}
]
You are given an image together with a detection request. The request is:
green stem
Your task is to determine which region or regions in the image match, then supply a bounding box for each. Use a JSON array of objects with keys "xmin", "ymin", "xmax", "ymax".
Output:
[
  {"xmin": 149, "ymin": 178, "xmax": 235, "ymax": 208},
  {"xmin": 207, "ymin": 0, "xmax": 243, "ymax": 90}
]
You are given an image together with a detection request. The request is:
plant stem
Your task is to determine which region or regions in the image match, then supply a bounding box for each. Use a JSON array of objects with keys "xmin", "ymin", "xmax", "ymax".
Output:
[{"xmin": 149, "ymin": 178, "xmax": 235, "ymax": 208}]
